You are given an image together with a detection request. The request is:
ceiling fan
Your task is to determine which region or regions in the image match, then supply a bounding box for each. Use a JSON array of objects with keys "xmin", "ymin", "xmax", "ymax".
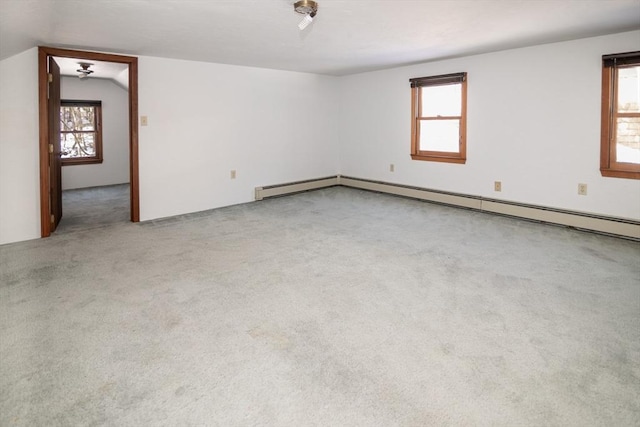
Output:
[
  {"xmin": 294, "ymin": 0, "xmax": 318, "ymax": 30},
  {"xmin": 77, "ymin": 62, "xmax": 94, "ymax": 79}
]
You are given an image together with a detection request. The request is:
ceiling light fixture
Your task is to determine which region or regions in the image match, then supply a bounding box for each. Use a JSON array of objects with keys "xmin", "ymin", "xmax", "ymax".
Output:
[
  {"xmin": 294, "ymin": 0, "xmax": 318, "ymax": 30},
  {"xmin": 77, "ymin": 62, "xmax": 94, "ymax": 79}
]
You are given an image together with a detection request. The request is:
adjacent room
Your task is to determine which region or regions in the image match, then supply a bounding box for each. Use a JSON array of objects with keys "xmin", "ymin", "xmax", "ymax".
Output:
[
  {"xmin": 55, "ymin": 57, "xmax": 131, "ymax": 233},
  {"xmin": 1, "ymin": 1, "xmax": 639, "ymax": 425}
]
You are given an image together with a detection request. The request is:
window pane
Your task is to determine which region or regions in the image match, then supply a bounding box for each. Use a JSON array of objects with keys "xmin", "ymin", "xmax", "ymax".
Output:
[
  {"xmin": 618, "ymin": 66, "xmax": 640, "ymax": 113},
  {"xmin": 419, "ymin": 119, "xmax": 460, "ymax": 153},
  {"xmin": 60, "ymin": 106, "xmax": 95, "ymax": 131},
  {"xmin": 616, "ymin": 117, "xmax": 640, "ymax": 164},
  {"xmin": 61, "ymin": 132, "xmax": 96, "ymax": 158},
  {"xmin": 421, "ymin": 84, "xmax": 461, "ymax": 117}
]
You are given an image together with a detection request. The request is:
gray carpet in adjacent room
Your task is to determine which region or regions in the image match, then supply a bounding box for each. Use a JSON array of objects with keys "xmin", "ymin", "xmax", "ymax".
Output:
[
  {"xmin": 54, "ymin": 184, "xmax": 130, "ymax": 234},
  {"xmin": 1, "ymin": 187, "xmax": 639, "ymax": 426}
]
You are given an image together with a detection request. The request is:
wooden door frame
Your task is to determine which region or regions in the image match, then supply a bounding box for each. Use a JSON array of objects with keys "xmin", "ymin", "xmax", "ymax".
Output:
[{"xmin": 38, "ymin": 46, "xmax": 139, "ymax": 237}]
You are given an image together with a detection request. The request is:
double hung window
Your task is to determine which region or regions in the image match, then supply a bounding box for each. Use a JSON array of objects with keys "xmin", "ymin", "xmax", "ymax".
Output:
[
  {"xmin": 410, "ymin": 72, "xmax": 467, "ymax": 164},
  {"xmin": 600, "ymin": 52, "xmax": 640, "ymax": 179},
  {"xmin": 60, "ymin": 100, "xmax": 103, "ymax": 165}
]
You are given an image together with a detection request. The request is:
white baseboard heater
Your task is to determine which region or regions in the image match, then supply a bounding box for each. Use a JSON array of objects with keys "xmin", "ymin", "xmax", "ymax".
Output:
[
  {"xmin": 255, "ymin": 176, "xmax": 339, "ymax": 200},
  {"xmin": 255, "ymin": 175, "xmax": 640, "ymax": 240}
]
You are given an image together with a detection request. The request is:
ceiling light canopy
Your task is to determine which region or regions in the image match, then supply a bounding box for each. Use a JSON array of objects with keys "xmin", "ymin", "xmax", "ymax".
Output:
[{"xmin": 294, "ymin": 0, "xmax": 318, "ymax": 31}]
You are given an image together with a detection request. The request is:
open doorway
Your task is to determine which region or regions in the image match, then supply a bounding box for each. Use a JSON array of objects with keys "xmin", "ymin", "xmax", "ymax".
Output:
[
  {"xmin": 38, "ymin": 47, "xmax": 139, "ymax": 237},
  {"xmin": 55, "ymin": 58, "xmax": 130, "ymax": 233}
]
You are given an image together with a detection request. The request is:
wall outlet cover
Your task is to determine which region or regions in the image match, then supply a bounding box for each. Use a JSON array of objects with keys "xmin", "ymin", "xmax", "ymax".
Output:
[{"xmin": 578, "ymin": 183, "xmax": 587, "ymax": 195}]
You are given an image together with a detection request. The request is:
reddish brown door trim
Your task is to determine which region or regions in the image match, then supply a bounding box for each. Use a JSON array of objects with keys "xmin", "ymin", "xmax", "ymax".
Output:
[{"xmin": 38, "ymin": 46, "xmax": 139, "ymax": 237}]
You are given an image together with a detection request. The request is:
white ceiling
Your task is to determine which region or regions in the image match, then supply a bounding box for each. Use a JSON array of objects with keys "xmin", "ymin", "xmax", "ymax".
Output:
[
  {"xmin": 53, "ymin": 57, "xmax": 127, "ymax": 79},
  {"xmin": 1, "ymin": 0, "xmax": 639, "ymax": 76},
  {"xmin": 52, "ymin": 56, "xmax": 129, "ymax": 89}
]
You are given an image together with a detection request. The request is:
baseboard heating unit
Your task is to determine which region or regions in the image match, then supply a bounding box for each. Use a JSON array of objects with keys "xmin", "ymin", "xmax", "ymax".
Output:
[
  {"xmin": 255, "ymin": 175, "xmax": 640, "ymax": 240},
  {"xmin": 255, "ymin": 176, "xmax": 339, "ymax": 200}
]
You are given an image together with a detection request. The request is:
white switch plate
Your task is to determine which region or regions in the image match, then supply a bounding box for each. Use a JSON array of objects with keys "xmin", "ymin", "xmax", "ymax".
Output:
[{"xmin": 140, "ymin": 116, "xmax": 148, "ymax": 126}]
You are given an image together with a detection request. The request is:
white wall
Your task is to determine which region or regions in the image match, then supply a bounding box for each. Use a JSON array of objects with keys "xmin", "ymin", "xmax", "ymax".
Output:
[
  {"xmin": 0, "ymin": 47, "xmax": 40, "ymax": 244},
  {"xmin": 61, "ymin": 76, "xmax": 129, "ymax": 190},
  {"xmin": 138, "ymin": 56, "xmax": 339, "ymax": 220},
  {"xmin": 338, "ymin": 31, "xmax": 640, "ymax": 220}
]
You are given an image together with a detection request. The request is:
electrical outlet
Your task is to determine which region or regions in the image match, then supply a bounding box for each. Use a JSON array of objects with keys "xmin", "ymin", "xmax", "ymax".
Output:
[
  {"xmin": 390, "ymin": 164, "xmax": 395, "ymax": 172},
  {"xmin": 230, "ymin": 170, "xmax": 236, "ymax": 179},
  {"xmin": 578, "ymin": 183, "xmax": 587, "ymax": 195},
  {"xmin": 494, "ymin": 181, "xmax": 502, "ymax": 192},
  {"xmin": 140, "ymin": 115, "xmax": 148, "ymax": 126}
]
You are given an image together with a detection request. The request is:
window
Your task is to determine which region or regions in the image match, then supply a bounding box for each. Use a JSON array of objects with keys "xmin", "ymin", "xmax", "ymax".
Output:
[
  {"xmin": 601, "ymin": 52, "xmax": 640, "ymax": 179},
  {"xmin": 410, "ymin": 72, "xmax": 467, "ymax": 164},
  {"xmin": 60, "ymin": 100, "xmax": 103, "ymax": 165}
]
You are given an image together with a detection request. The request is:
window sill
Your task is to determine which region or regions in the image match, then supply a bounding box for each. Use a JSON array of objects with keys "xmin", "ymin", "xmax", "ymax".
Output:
[
  {"xmin": 411, "ymin": 154, "xmax": 466, "ymax": 164},
  {"xmin": 62, "ymin": 158, "xmax": 103, "ymax": 166},
  {"xmin": 600, "ymin": 168, "xmax": 640, "ymax": 180}
]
